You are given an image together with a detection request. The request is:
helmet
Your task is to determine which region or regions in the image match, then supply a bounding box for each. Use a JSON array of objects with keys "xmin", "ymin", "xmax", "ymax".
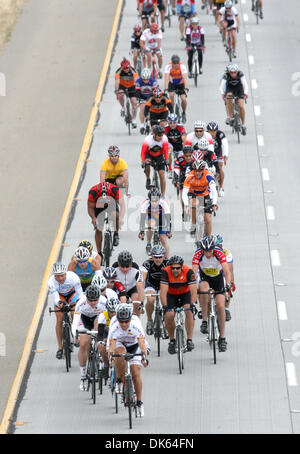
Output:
[
  {"xmin": 207, "ymin": 121, "xmax": 219, "ymax": 132},
  {"xmin": 148, "ymin": 187, "xmax": 161, "ymax": 200},
  {"xmin": 53, "ymin": 262, "xmax": 67, "ymax": 275},
  {"xmin": 86, "ymin": 285, "xmax": 101, "ymax": 301},
  {"xmin": 198, "ymin": 138, "xmax": 210, "ymax": 150},
  {"xmin": 153, "ymin": 87, "xmax": 163, "ymax": 98},
  {"xmin": 190, "ymin": 16, "xmax": 199, "ymax": 24},
  {"xmin": 78, "ymin": 240, "xmax": 93, "ymax": 253},
  {"xmin": 224, "ymin": 0, "xmax": 233, "ymax": 7},
  {"xmin": 214, "ymin": 234, "xmax": 223, "ymax": 246},
  {"xmin": 141, "ymin": 68, "xmax": 151, "ymax": 80},
  {"xmin": 171, "ymin": 55, "xmax": 180, "ymax": 64},
  {"xmin": 91, "ymin": 273, "xmax": 107, "ymax": 291},
  {"xmin": 106, "ymin": 296, "xmax": 120, "ymax": 313},
  {"xmin": 199, "ymin": 235, "xmax": 216, "ymax": 251},
  {"xmin": 183, "ymin": 145, "xmax": 193, "ymax": 155},
  {"xmin": 150, "ymin": 23, "xmax": 159, "ymax": 33},
  {"xmin": 192, "ymin": 159, "xmax": 207, "ymax": 170},
  {"xmin": 108, "ymin": 145, "xmax": 120, "ymax": 156},
  {"xmin": 168, "ymin": 255, "xmax": 184, "ymax": 266},
  {"xmin": 167, "ymin": 113, "xmax": 178, "ymax": 123},
  {"xmin": 118, "ymin": 250, "xmax": 133, "ymax": 267},
  {"xmin": 74, "ymin": 246, "xmax": 90, "ymax": 262},
  {"xmin": 228, "ymin": 63, "xmax": 239, "ymax": 72},
  {"xmin": 103, "ymin": 266, "xmax": 117, "ymax": 280},
  {"xmin": 133, "ymin": 24, "xmax": 142, "ymax": 32},
  {"xmin": 116, "ymin": 303, "xmax": 133, "ymax": 321},
  {"xmin": 191, "ymin": 150, "xmax": 204, "ymax": 161},
  {"xmin": 151, "ymin": 245, "xmax": 166, "ymax": 257},
  {"xmin": 194, "ymin": 120, "xmax": 206, "ymax": 130},
  {"xmin": 120, "ymin": 58, "xmax": 130, "ymax": 69},
  {"xmin": 152, "ymin": 124, "xmax": 165, "ymax": 136}
]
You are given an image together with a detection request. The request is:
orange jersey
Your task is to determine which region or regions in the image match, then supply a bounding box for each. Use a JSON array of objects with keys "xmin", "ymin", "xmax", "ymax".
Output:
[
  {"xmin": 115, "ymin": 66, "xmax": 138, "ymax": 89},
  {"xmin": 183, "ymin": 169, "xmax": 215, "ymax": 197},
  {"xmin": 161, "ymin": 265, "xmax": 196, "ymax": 295}
]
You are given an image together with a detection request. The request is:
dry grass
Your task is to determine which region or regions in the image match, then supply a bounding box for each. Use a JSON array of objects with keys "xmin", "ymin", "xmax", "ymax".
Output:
[{"xmin": 0, "ymin": 0, "xmax": 27, "ymax": 51}]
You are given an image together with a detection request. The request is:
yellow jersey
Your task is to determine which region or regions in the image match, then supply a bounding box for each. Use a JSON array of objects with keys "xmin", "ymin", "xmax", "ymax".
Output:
[{"xmin": 100, "ymin": 157, "xmax": 128, "ymax": 180}]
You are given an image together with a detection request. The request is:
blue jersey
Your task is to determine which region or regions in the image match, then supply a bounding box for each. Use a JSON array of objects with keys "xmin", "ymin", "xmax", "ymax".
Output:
[{"xmin": 135, "ymin": 77, "xmax": 158, "ymax": 101}]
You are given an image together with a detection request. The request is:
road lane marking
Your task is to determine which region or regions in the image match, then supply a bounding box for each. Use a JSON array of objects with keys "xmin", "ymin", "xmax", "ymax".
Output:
[
  {"xmin": 243, "ymin": 13, "xmax": 249, "ymax": 21},
  {"xmin": 254, "ymin": 105, "xmax": 261, "ymax": 116},
  {"xmin": 286, "ymin": 363, "xmax": 298, "ymax": 386},
  {"xmin": 258, "ymin": 135, "xmax": 264, "ymax": 146},
  {"xmin": 246, "ymin": 33, "xmax": 252, "ymax": 42},
  {"xmin": 262, "ymin": 168, "xmax": 269, "ymax": 180},
  {"xmin": 267, "ymin": 206, "xmax": 275, "ymax": 220},
  {"xmin": 0, "ymin": 0, "xmax": 125, "ymax": 436},
  {"xmin": 251, "ymin": 79, "xmax": 258, "ymax": 89},
  {"xmin": 277, "ymin": 301, "xmax": 288, "ymax": 321},
  {"xmin": 271, "ymin": 250, "xmax": 281, "ymax": 266},
  {"xmin": 249, "ymin": 55, "xmax": 254, "ymax": 65}
]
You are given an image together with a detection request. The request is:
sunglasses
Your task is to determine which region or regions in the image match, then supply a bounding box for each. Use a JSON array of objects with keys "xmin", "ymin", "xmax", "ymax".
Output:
[
  {"xmin": 195, "ymin": 129, "xmax": 204, "ymax": 133},
  {"xmin": 118, "ymin": 319, "xmax": 130, "ymax": 324},
  {"xmin": 171, "ymin": 266, "xmax": 182, "ymax": 270}
]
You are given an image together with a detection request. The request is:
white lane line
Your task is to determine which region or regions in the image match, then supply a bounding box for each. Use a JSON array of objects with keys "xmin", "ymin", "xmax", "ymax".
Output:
[
  {"xmin": 271, "ymin": 250, "xmax": 281, "ymax": 266},
  {"xmin": 241, "ymin": 0, "xmax": 246, "ymax": 4},
  {"xmin": 277, "ymin": 301, "xmax": 288, "ymax": 321},
  {"xmin": 262, "ymin": 168, "xmax": 269, "ymax": 180},
  {"xmin": 266, "ymin": 206, "xmax": 275, "ymax": 220},
  {"xmin": 251, "ymin": 79, "xmax": 258, "ymax": 89},
  {"xmin": 243, "ymin": 13, "xmax": 249, "ymax": 21},
  {"xmin": 286, "ymin": 363, "xmax": 298, "ymax": 386},
  {"xmin": 249, "ymin": 55, "xmax": 254, "ymax": 65},
  {"xmin": 246, "ymin": 33, "xmax": 252, "ymax": 42},
  {"xmin": 254, "ymin": 105, "xmax": 261, "ymax": 116},
  {"xmin": 258, "ymin": 135, "xmax": 265, "ymax": 147}
]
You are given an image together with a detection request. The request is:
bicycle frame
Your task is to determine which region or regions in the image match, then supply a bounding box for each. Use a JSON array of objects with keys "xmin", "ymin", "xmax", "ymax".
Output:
[
  {"xmin": 49, "ymin": 302, "xmax": 74, "ymax": 373},
  {"xmin": 145, "ymin": 292, "xmax": 166, "ymax": 357},
  {"xmin": 192, "ymin": 45, "xmax": 199, "ymax": 87},
  {"xmin": 150, "ymin": 50, "xmax": 159, "ymax": 80},
  {"xmin": 86, "ymin": 330, "xmax": 100, "ymax": 404},
  {"xmin": 102, "ymin": 211, "xmax": 114, "ymax": 267}
]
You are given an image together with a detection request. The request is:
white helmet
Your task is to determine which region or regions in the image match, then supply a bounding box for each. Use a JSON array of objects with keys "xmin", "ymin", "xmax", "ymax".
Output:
[
  {"xmin": 198, "ymin": 138, "xmax": 210, "ymax": 150},
  {"xmin": 91, "ymin": 273, "xmax": 107, "ymax": 291},
  {"xmin": 190, "ymin": 16, "xmax": 199, "ymax": 24},
  {"xmin": 194, "ymin": 120, "xmax": 206, "ymax": 130},
  {"xmin": 192, "ymin": 159, "xmax": 207, "ymax": 170},
  {"xmin": 53, "ymin": 262, "xmax": 67, "ymax": 275},
  {"xmin": 224, "ymin": 0, "xmax": 233, "ymax": 7},
  {"xmin": 74, "ymin": 246, "xmax": 90, "ymax": 262},
  {"xmin": 141, "ymin": 68, "xmax": 151, "ymax": 79},
  {"xmin": 106, "ymin": 296, "xmax": 120, "ymax": 313}
]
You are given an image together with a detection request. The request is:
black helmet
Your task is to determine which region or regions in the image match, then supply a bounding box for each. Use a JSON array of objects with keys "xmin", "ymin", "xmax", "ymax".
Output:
[
  {"xmin": 148, "ymin": 187, "xmax": 161, "ymax": 200},
  {"xmin": 171, "ymin": 55, "xmax": 180, "ymax": 64},
  {"xmin": 151, "ymin": 245, "xmax": 166, "ymax": 257},
  {"xmin": 199, "ymin": 235, "xmax": 216, "ymax": 251},
  {"xmin": 168, "ymin": 255, "xmax": 184, "ymax": 266},
  {"xmin": 86, "ymin": 285, "xmax": 100, "ymax": 301},
  {"xmin": 153, "ymin": 124, "xmax": 165, "ymax": 136},
  {"xmin": 183, "ymin": 145, "xmax": 193, "ymax": 154},
  {"xmin": 207, "ymin": 121, "xmax": 219, "ymax": 132},
  {"xmin": 118, "ymin": 250, "xmax": 133, "ymax": 267}
]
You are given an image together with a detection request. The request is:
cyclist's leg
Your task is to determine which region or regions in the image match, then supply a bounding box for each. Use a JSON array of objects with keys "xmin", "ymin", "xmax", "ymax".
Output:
[
  {"xmin": 183, "ymin": 295, "xmax": 194, "ymax": 340},
  {"xmin": 158, "ymin": 169, "xmax": 166, "ymax": 196},
  {"xmin": 218, "ymin": 160, "xmax": 225, "ymax": 190},
  {"xmin": 131, "ymin": 364, "xmax": 142, "ymax": 401},
  {"xmin": 78, "ymin": 332, "xmax": 91, "ymax": 376},
  {"xmin": 225, "ymin": 92, "xmax": 234, "ymax": 120},
  {"xmin": 164, "ymin": 295, "xmax": 176, "ymax": 339},
  {"xmin": 198, "ymin": 278, "xmax": 210, "ymax": 324},
  {"xmin": 187, "ymin": 49, "xmax": 193, "ymax": 74},
  {"xmin": 114, "ymin": 344, "xmax": 126, "ymax": 383},
  {"xmin": 117, "ymin": 89, "xmax": 125, "ymax": 109},
  {"xmin": 145, "ymin": 287, "xmax": 156, "ymax": 321},
  {"xmin": 215, "ymin": 290, "xmax": 226, "ymax": 339},
  {"xmin": 204, "ymin": 212, "xmax": 212, "ymax": 236},
  {"xmin": 179, "ymin": 16, "xmax": 185, "ymax": 38},
  {"xmin": 221, "ymin": 20, "xmax": 227, "ymax": 41},
  {"xmin": 198, "ymin": 48, "xmax": 203, "ymax": 72},
  {"xmin": 237, "ymin": 97, "xmax": 246, "ymax": 125},
  {"xmin": 231, "ymin": 28, "xmax": 237, "ymax": 52},
  {"xmin": 132, "ymin": 48, "xmax": 138, "ymax": 69},
  {"xmin": 180, "ymin": 92, "xmax": 187, "ymax": 113},
  {"xmin": 55, "ymin": 310, "xmax": 64, "ymax": 351},
  {"xmin": 159, "ymin": 233, "xmax": 169, "ymax": 258}
]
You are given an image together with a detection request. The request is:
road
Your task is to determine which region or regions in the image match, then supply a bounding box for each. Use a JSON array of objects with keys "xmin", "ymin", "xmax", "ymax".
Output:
[{"xmin": 7, "ymin": 0, "xmax": 300, "ymax": 434}]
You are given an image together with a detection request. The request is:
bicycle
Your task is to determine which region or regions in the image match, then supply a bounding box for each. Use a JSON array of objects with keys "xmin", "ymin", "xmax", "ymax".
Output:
[
  {"xmin": 165, "ymin": 0, "xmax": 172, "ymax": 28},
  {"xmin": 123, "ymin": 88, "xmax": 133, "ymax": 136},
  {"xmin": 102, "ymin": 211, "xmax": 114, "ymax": 267},
  {"xmin": 253, "ymin": 0, "xmax": 260, "ymax": 24},
  {"xmin": 145, "ymin": 293, "xmax": 168, "ymax": 357},
  {"xmin": 85, "ymin": 330, "xmax": 100, "ymax": 405},
  {"xmin": 225, "ymin": 27, "xmax": 234, "ymax": 62},
  {"xmin": 111, "ymin": 352, "xmax": 146, "ymax": 429},
  {"xmin": 173, "ymin": 87, "xmax": 188, "ymax": 124},
  {"xmin": 229, "ymin": 95, "xmax": 247, "ymax": 144},
  {"xmin": 190, "ymin": 45, "xmax": 202, "ymax": 87},
  {"xmin": 150, "ymin": 49, "xmax": 161, "ymax": 79},
  {"xmin": 49, "ymin": 302, "xmax": 74, "ymax": 373},
  {"xmin": 109, "ymin": 363, "xmax": 119, "ymax": 414},
  {"xmin": 167, "ymin": 305, "xmax": 193, "ymax": 374}
]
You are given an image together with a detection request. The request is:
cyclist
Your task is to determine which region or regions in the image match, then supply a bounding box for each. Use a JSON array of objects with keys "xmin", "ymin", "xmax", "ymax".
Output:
[
  {"xmin": 115, "ymin": 58, "xmax": 138, "ymax": 128},
  {"xmin": 207, "ymin": 121, "xmax": 229, "ymax": 197},
  {"xmin": 144, "ymin": 86, "xmax": 173, "ymax": 128},
  {"xmin": 67, "ymin": 246, "xmax": 101, "ymax": 292},
  {"xmin": 217, "ymin": 0, "xmax": 240, "ymax": 58},
  {"xmin": 100, "ymin": 145, "xmax": 129, "ymax": 195},
  {"xmin": 192, "ymin": 235, "xmax": 231, "ymax": 352},
  {"xmin": 140, "ymin": 245, "xmax": 169, "ymax": 335},
  {"xmin": 193, "ymin": 138, "xmax": 220, "ymax": 179},
  {"xmin": 138, "ymin": 0, "xmax": 158, "ymax": 30},
  {"xmin": 75, "ymin": 285, "xmax": 103, "ymax": 391},
  {"xmin": 173, "ymin": 145, "xmax": 193, "ymax": 220},
  {"xmin": 108, "ymin": 304, "xmax": 148, "ymax": 417},
  {"xmin": 182, "ymin": 159, "xmax": 218, "ymax": 236},
  {"xmin": 157, "ymin": 0, "xmax": 167, "ymax": 32},
  {"xmin": 164, "ymin": 113, "xmax": 186, "ymax": 178},
  {"xmin": 220, "ymin": 63, "xmax": 248, "ymax": 135},
  {"xmin": 164, "ymin": 55, "xmax": 188, "ymax": 124},
  {"xmin": 130, "ymin": 24, "xmax": 144, "ymax": 71},
  {"xmin": 176, "ymin": 0, "xmax": 196, "ymax": 41},
  {"xmin": 87, "ymin": 181, "xmax": 123, "ymax": 256},
  {"xmin": 160, "ymin": 255, "xmax": 197, "ymax": 353},
  {"xmin": 48, "ymin": 262, "xmax": 84, "ymax": 360},
  {"xmin": 112, "ymin": 251, "xmax": 145, "ymax": 316},
  {"xmin": 76, "ymin": 240, "xmax": 102, "ymax": 267},
  {"xmin": 251, "ymin": 0, "xmax": 263, "ymax": 19},
  {"xmin": 138, "ymin": 187, "xmax": 172, "ymax": 257},
  {"xmin": 140, "ymin": 23, "xmax": 163, "ymax": 79},
  {"xmin": 135, "ymin": 68, "xmax": 158, "ymax": 134},
  {"xmin": 91, "ymin": 273, "xmax": 119, "ymax": 306},
  {"xmin": 141, "ymin": 123, "xmax": 169, "ymax": 195},
  {"xmin": 103, "ymin": 266, "xmax": 127, "ymax": 303},
  {"xmin": 185, "ymin": 16, "xmax": 205, "ymax": 78},
  {"xmin": 185, "ymin": 120, "xmax": 214, "ymax": 152},
  {"xmin": 214, "ymin": 233, "xmax": 235, "ymax": 321},
  {"xmin": 97, "ymin": 296, "xmax": 120, "ymax": 380}
]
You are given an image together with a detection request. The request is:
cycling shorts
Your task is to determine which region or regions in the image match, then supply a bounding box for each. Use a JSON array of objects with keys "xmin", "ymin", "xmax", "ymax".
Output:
[
  {"xmin": 118, "ymin": 85, "xmax": 137, "ymax": 98},
  {"xmin": 166, "ymin": 291, "xmax": 191, "ymax": 309},
  {"xmin": 149, "ymin": 110, "xmax": 169, "ymax": 126},
  {"xmin": 188, "ymin": 194, "xmax": 214, "ymax": 214},
  {"xmin": 145, "ymin": 152, "xmax": 166, "ymax": 171},
  {"xmin": 225, "ymin": 83, "xmax": 245, "ymax": 99},
  {"xmin": 199, "ymin": 271, "xmax": 225, "ymax": 292},
  {"xmin": 168, "ymin": 82, "xmax": 186, "ymax": 95}
]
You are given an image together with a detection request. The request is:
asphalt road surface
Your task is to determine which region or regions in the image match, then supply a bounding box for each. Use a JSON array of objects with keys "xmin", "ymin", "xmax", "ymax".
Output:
[{"xmin": 7, "ymin": 0, "xmax": 300, "ymax": 434}]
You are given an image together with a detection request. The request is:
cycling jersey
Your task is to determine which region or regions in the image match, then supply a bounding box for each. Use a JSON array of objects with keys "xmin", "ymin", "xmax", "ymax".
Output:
[
  {"xmin": 88, "ymin": 182, "xmax": 120, "ymax": 210},
  {"xmin": 164, "ymin": 62, "xmax": 187, "ymax": 85},
  {"xmin": 109, "ymin": 318, "xmax": 145, "ymax": 347},
  {"xmin": 173, "ymin": 155, "xmax": 192, "ymax": 188},
  {"xmin": 74, "ymin": 258, "xmax": 95, "ymax": 291},
  {"xmin": 48, "ymin": 271, "xmax": 83, "ymax": 307},
  {"xmin": 100, "ymin": 157, "xmax": 128, "ymax": 180},
  {"xmin": 140, "ymin": 28, "xmax": 162, "ymax": 51},
  {"xmin": 220, "ymin": 70, "xmax": 248, "ymax": 96},
  {"xmin": 141, "ymin": 134, "xmax": 169, "ymax": 161},
  {"xmin": 144, "ymin": 95, "xmax": 173, "ymax": 116},
  {"xmin": 115, "ymin": 66, "xmax": 138, "ymax": 89},
  {"xmin": 161, "ymin": 264, "xmax": 196, "ymax": 295},
  {"xmin": 131, "ymin": 32, "xmax": 143, "ymax": 50},
  {"xmin": 185, "ymin": 25, "xmax": 205, "ymax": 47},
  {"xmin": 212, "ymin": 130, "xmax": 229, "ymax": 160},
  {"xmin": 165, "ymin": 125, "xmax": 186, "ymax": 152},
  {"xmin": 219, "ymin": 6, "xmax": 239, "ymax": 23},
  {"xmin": 202, "ymin": 150, "xmax": 219, "ymax": 174},
  {"xmin": 182, "ymin": 169, "xmax": 217, "ymax": 206},
  {"xmin": 176, "ymin": 0, "xmax": 196, "ymax": 16},
  {"xmin": 139, "ymin": 0, "xmax": 158, "ymax": 12},
  {"xmin": 185, "ymin": 131, "xmax": 214, "ymax": 152},
  {"xmin": 140, "ymin": 258, "xmax": 169, "ymax": 290},
  {"xmin": 139, "ymin": 197, "xmax": 171, "ymax": 233},
  {"xmin": 192, "ymin": 247, "xmax": 226, "ymax": 277},
  {"xmin": 111, "ymin": 262, "xmax": 143, "ymax": 293},
  {"xmin": 135, "ymin": 77, "xmax": 158, "ymax": 101}
]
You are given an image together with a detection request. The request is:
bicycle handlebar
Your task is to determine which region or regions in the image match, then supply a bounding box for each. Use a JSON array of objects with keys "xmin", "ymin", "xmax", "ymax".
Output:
[{"xmin": 49, "ymin": 302, "xmax": 75, "ymax": 314}]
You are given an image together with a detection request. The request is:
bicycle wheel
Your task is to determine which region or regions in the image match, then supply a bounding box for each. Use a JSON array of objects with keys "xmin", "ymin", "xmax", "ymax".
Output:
[
  {"xmin": 193, "ymin": 59, "xmax": 198, "ymax": 87},
  {"xmin": 98, "ymin": 363, "xmax": 103, "ymax": 395},
  {"xmin": 234, "ymin": 113, "xmax": 241, "ymax": 144},
  {"xmin": 103, "ymin": 231, "xmax": 112, "ymax": 267},
  {"xmin": 176, "ymin": 327, "xmax": 184, "ymax": 374},
  {"xmin": 90, "ymin": 357, "xmax": 97, "ymax": 404},
  {"xmin": 210, "ymin": 315, "xmax": 217, "ymax": 364},
  {"xmin": 153, "ymin": 309, "xmax": 162, "ymax": 357},
  {"xmin": 125, "ymin": 376, "xmax": 134, "ymax": 429},
  {"xmin": 153, "ymin": 168, "xmax": 160, "ymax": 191},
  {"xmin": 63, "ymin": 325, "xmax": 71, "ymax": 372},
  {"xmin": 125, "ymin": 99, "xmax": 132, "ymax": 136}
]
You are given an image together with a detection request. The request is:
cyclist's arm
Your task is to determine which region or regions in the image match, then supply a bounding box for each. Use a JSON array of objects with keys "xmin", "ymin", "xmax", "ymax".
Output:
[
  {"xmin": 221, "ymin": 261, "xmax": 232, "ymax": 287},
  {"xmin": 67, "ymin": 260, "xmax": 76, "ymax": 272},
  {"xmin": 236, "ymin": 14, "xmax": 240, "ymax": 31},
  {"xmin": 92, "ymin": 259, "xmax": 101, "ymax": 272},
  {"xmin": 189, "ymin": 281, "xmax": 197, "ymax": 305},
  {"xmin": 182, "ymin": 186, "xmax": 190, "ymax": 206},
  {"xmin": 164, "ymin": 70, "xmax": 170, "ymax": 91},
  {"xmin": 97, "ymin": 323, "xmax": 107, "ymax": 342},
  {"xmin": 144, "ymin": 102, "xmax": 151, "ymax": 119},
  {"xmin": 87, "ymin": 200, "xmax": 97, "ymax": 227},
  {"xmin": 141, "ymin": 140, "xmax": 149, "ymax": 163},
  {"xmin": 241, "ymin": 75, "xmax": 249, "ymax": 97},
  {"xmin": 219, "ymin": 78, "xmax": 226, "ymax": 97},
  {"xmin": 159, "ymin": 281, "xmax": 168, "ymax": 307},
  {"xmin": 221, "ymin": 136, "xmax": 229, "ymax": 159},
  {"xmin": 136, "ymin": 280, "xmax": 145, "ymax": 302},
  {"xmin": 138, "ymin": 337, "xmax": 148, "ymax": 357}
]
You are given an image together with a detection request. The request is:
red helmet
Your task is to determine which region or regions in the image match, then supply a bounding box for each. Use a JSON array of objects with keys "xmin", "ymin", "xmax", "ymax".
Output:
[
  {"xmin": 153, "ymin": 87, "xmax": 163, "ymax": 98},
  {"xmin": 121, "ymin": 58, "xmax": 130, "ymax": 70},
  {"xmin": 150, "ymin": 23, "xmax": 159, "ymax": 33},
  {"xmin": 133, "ymin": 24, "xmax": 142, "ymax": 32}
]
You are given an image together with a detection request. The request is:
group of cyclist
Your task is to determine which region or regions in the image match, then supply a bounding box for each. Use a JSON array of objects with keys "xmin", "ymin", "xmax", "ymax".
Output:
[{"xmin": 45, "ymin": 0, "xmax": 263, "ymax": 418}]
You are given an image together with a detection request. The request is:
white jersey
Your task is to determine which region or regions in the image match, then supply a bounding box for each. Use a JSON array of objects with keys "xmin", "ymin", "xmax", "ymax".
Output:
[
  {"xmin": 219, "ymin": 6, "xmax": 239, "ymax": 25},
  {"xmin": 98, "ymin": 288, "xmax": 118, "ymax": 312},
  {"xmin": 48, "ymin": 271, "xmax": 83, "ymax": 306},
  {"xmin": 185, "ymin": 131, "xmax": 214, "ymax": 152},
  {"xmin": 140, "ymin": 29, "xmax": 162, "ymax": 51},
  {"xmin": 109, "ymin": 318, "xmax": 145, "ymax": 348},
  {"xmin": 75, "ymin": 298, "xmax": 103, "ymax": 318}
]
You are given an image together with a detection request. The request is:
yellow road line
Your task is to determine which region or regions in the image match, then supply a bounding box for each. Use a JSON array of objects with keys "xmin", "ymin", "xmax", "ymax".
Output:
[{"xmin": 0, "ymin": 0, "xmax": 124, "ymax": 435}]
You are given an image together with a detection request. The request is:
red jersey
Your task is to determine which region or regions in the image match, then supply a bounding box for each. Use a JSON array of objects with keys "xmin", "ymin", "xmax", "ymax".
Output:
[{"xmin": 161, "ymin": 264, "xmax": 196, "ymax": 295}]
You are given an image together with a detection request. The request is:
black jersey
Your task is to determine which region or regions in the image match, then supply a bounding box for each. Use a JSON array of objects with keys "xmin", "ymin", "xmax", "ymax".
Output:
[
  {"xmin": 213, "ymin": 130, "xmax": 226, "ymax": 155},
  {"xmin": 140, "ymin": 258, "xmax": 169, "ymax": 290}
]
